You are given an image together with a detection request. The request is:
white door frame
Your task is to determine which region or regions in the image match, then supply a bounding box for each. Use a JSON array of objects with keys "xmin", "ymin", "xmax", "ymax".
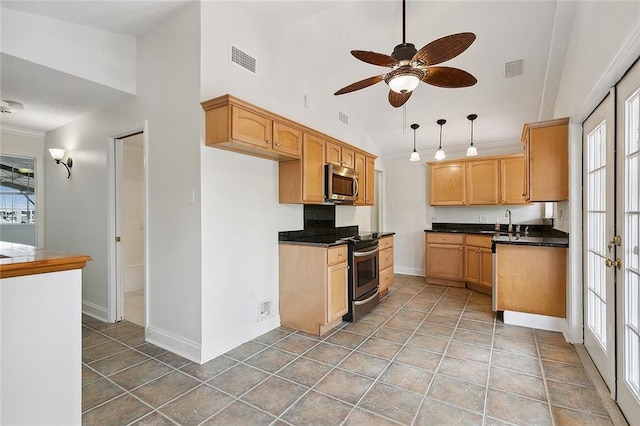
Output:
[{"xmin": 107, "ymin": 122, "xmax": 149, "ymax": 324}]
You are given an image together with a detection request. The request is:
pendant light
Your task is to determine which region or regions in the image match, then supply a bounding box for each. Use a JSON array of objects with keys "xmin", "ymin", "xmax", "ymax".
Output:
[
  {"xmin": 466, "ymin": 113, "xmax": 478, "ymax": 157},
  {"xmin": 410, "ymin": 123, "xmax": 420, "ymax": 161},
  {"xmin": 434, "ymin": 119, "xmax": 446, "ymax": 160}
]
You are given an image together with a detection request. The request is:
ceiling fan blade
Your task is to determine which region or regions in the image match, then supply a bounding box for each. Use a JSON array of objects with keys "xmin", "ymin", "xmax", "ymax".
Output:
[
  {"xmin": 388, "ymin": 90, "xmax": 412, "ymax": 108},
  {"xmin": 422, "ymin": 66, "xmax": 477, "ymax": 88},
  {"xmin": 351, "ymin": 50, "xmax": 399, "ymax": 67},
  {"xmin": 413, "ymin": 32, "xmax": 476, "ymax": 66},
  {"xmin": 334, "ymin": 75, "xmax": 385, "ymax": 95}
]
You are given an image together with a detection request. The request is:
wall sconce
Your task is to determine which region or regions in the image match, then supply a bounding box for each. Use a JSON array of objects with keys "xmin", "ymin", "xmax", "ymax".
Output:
[{"xmin": 49, "ymin": 148, "xmax": 72, "ymax": 178}]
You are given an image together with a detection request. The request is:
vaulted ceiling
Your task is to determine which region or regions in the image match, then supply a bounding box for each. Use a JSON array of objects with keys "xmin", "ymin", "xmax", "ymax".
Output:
[{"xmin": 0, "ymin": 1, "xmax": 576, "ymax": 158}]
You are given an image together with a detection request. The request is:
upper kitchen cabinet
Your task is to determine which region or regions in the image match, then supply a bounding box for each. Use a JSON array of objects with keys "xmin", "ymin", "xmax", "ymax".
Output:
[
  {"xmin": 201, "ymin": 94, "xmax": 302, "ymax": 160},
  {"xmin": 428, "ymin": 154, "xmax": 527, "ymax": 206},
  {"xmin": 467, "ymin": 159, "xmax": 499, "ymax": 205},
  {"xmin": 521, "ymin": 117, "xmax": 569, "ymax": 202},
  {"xmin": 280, "ymin": 133, "xmax": 326, "ymax": 204},
  {"xmin": 429, "ymin": 162, "xmax": 467, "ymax": 205},
  {"xmin": 500, "ymin": 155, "xmax": 528, "ymax": 205},
  {"xmin": 354, "ymin": 153, "xmax": 376, "ymax": 206},
  {"xmin": 326, "ymin": 140, "xmax": 355, "ymax": 169}
]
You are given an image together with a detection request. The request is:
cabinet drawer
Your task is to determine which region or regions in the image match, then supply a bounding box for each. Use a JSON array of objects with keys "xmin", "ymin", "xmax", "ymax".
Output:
[
  {"xmin": 327, "ymin": 245, "xmax": 347, "ymax": 266},
  {"xmin": 465, "ymin": 234, "xmax": 493, "ymax": 248},
  {"xmin": 426, "ymin": 232, "xmax": 465, "ymax": 245},
  {"xmin": 380, "ymin": 266, "xmax": 394, "ymax": 289},
  {"xmin": 379, "ymin": 235, "xmax": 393, "ymax": 250},
  {"xmin": 379, "ymin": 246, "xmax": 394, "ymax": 270}
]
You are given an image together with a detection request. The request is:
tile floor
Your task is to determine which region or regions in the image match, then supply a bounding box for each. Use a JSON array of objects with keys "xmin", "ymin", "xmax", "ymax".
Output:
[{"xmin": 82, "ymin": 275, "xmax": 618, "ymax": 425}]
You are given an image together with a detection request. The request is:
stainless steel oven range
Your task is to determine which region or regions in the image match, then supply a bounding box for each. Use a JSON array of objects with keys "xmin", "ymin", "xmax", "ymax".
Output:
[{"xmin": 341, "ymin": 234, "xmax": 380, "ymax": 321}]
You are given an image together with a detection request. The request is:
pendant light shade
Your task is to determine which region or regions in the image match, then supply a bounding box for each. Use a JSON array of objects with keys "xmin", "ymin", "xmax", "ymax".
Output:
[
  {"xmin": 466, "ymin": 113, "xmax": 478, "ymax": 157},
  {"xmin": 410, "ymin": 123, "xmax": 421, "ymax": 161},
  {"xmin": 434, "ymin": 119, "xmax": 446, "ymax": 160}
]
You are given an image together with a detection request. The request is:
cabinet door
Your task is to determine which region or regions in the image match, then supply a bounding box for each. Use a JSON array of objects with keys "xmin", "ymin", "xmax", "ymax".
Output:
[
  {"xmin": 302, "ymin": 134, "xmax": 326, "ymax": 203},
  {"xmin": 426, "ymin": 243, "xmax": 464, "ymax": 280},
  {"xmin": 273, "ymin": 122, "xmax": 302, "ymax": 158},
  {"xmin": 326, "ymin": 141, "xmax": 342, "ymax": 166},
  {"xmin": 354, "ymin": 153, "xmax": 366, "ymax": 205},
  {"xmin": 465, "ymin": 246, "xmax": 480, "ymax": 284},
  {"xmin": 500, "ymin": 156, "xmax": 527, "ymax": 204},
  {"xmin": 327, "ymin": 262, "xmax": 348, "ymax": 323},
  {"xmin": 231, "ymin": 106, "xmax": 273, "ymax": 148},
  {"xmin": 341, "ymin": 147, "xmax": 355, "ymax": 169},
  {"xmin": 467, "ymin": 160, "xmax": 498, "ymax": 205},
  {"xmin": 365, "ymin": 156, "xmax": 375, "ymax": 205},
  {"xmin": 429, "ymin": 163, "xmax": 466, "ymax": 205},
  {"xmin": 480, "ymin": 248, "xmax": 493, "ymax": 288}
]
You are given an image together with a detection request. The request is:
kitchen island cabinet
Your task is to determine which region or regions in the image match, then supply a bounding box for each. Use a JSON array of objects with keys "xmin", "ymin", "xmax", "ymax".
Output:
[
  {"xmin": 425, "ymin": 232, "xmax": 465, "ymax": 287},
  {"xmin": 494, "ymin": 244, "xmax": 566, "ymax": 318},
  {"xmin": 279, "ymin": 243, "xmax": 348, "ymax": 336}
]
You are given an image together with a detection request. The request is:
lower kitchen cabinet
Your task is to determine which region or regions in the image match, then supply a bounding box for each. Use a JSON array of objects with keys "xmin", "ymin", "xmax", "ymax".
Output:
[
  {"xmin": 425, "ymin": 232, "xmax": 465, "ymax": 287},
  {"xmin": 464, "ymin": 235, "xmax": 493, "ymax": 295},
  {"xmin": 279, "ymin": 243, "xmax": 348, "ymax": 336},
  {"xmin": 494, "ymin": 244, "xmax": 566, "ymax": 317},
  {"xmin": 378, "ymin": 235, "xmax": 394, "ymax": 296}
]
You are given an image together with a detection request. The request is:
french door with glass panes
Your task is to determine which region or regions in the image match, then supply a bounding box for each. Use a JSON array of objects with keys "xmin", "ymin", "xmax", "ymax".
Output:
[
  {"xmin": 584, "ymin": 59, "xmax": 640, "ymax": 425},
  {"xmin": 615, "ymin": 58, "xmax": 640, "ymax": 425},
  {"xmin": 583, "ymin": 90, "xmax": 616, "ymax": 391}
]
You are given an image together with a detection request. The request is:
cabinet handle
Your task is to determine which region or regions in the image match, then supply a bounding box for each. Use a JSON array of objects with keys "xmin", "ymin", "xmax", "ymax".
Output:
[
  {"xmin": 266, "ymin": 140, "xmax": 271, "ymax": 145},
  {"xmin": 338, "ymin": 253, "xmax": 342, "ymax": 257},
  {"xmin": 275, "ymin": 142, "xmax": 280, "ymax": 146}
]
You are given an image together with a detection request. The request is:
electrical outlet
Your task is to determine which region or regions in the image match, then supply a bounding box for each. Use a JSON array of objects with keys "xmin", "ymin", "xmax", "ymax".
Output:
[
  {"xmin": 431, "ymin": 216, "xmax": 437, "ymax": 222},
  {"xmin": 479, "ymin": 215, "xmax": 488, "ymax": 223}
]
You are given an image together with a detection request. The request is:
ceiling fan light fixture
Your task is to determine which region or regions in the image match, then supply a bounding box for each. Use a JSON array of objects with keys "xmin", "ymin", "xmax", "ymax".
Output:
[
  {"xmin": 386, "ymin": 68, "xmax": 422, "ymax": 94},
  {"xmin": 466, "ymin": 113, "xmax": 478, "ymax": 157}
]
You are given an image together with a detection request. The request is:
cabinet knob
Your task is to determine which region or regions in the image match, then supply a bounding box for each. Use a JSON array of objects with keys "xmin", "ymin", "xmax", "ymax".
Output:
[{"xmin": 266, "ymin": 140, "xmax": 271, "ymax": 145}]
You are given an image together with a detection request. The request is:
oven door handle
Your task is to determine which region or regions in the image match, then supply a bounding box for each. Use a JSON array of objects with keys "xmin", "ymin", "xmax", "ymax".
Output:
[
  {"xmin": 354, "ymin": 288, "xmax": 380, "ymax": 306},
  {"xmin": 353, "ymin": 247, "xmax": 378, "ymax": 257}
]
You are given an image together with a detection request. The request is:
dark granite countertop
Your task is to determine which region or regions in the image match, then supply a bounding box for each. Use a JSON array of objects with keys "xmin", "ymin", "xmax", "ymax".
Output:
[
  {"xmin": 279, "ymin": 227, "xmax": 395, "ymax": 247},
  {"xmin": 424, "ymin": 223, "xmax": 568, "ymax": 248}
]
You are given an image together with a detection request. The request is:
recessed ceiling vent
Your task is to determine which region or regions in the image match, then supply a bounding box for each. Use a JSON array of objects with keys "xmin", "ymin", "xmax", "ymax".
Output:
[
  {"xmin": 505, "ymin": 59, "xmax": 523, "ymax": 78},
  {"xmin": 339, "ymin": 111, "xmax": 349, "ymax": 126},
  {"xmin": 231, "ymin": 45, "xmax": 256, "ymax": 74}
]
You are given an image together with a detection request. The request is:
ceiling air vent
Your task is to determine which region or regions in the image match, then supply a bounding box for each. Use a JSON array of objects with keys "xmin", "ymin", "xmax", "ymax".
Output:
[
  {"xmin": 339, "ymin": 111, "xmax": 349, "ymax": 126},
  {"xmin": 505, "ymin": 59, "xmax": 523, "ymax": 78},
  {"xmin": 231, "ymin": 45, "xmax": 256, "ymax": 74}
]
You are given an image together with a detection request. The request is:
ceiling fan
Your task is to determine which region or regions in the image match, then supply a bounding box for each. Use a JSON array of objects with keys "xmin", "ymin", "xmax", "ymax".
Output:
[{"xmin": 334, "ymin": 0, "xmax": 477, "ymax": 108}]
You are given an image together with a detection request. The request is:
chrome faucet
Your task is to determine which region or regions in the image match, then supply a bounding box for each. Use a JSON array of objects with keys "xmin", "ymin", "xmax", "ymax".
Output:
[{"xmin": 505, "ymin": 209, "xmax": 512, "ymax": 233}]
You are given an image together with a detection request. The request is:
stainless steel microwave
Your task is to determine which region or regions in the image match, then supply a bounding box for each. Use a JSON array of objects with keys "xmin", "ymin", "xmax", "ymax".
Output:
[{"xmin": 325, "ymin": 164, "xmax": 359, "ymax": 203}]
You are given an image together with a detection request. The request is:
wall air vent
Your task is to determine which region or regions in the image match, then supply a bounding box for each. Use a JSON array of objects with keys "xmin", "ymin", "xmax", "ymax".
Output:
[
  {"xmin": 505, "ymin": 59, "xmax": 523, "ymax": 78},
  {"xmin": 339, "ymin": 111, "xmax": 349, "ymax": 126},
  {"xmin": 231, "ymin": 45, "xmax": 256, "ymax": 74}
]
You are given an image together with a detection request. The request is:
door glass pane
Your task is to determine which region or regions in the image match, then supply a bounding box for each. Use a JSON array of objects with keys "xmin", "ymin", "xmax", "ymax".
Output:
[
  {"xmin": 0, "ymin": 155, "xmax": 36, "ymax": 245},
  {"xmin": 624, "ymin": 90, "xmax": 640, "ymax": 398},
  {"xmin": 586, "ymin": 121, "xmax": 608, "ymax": 349}
]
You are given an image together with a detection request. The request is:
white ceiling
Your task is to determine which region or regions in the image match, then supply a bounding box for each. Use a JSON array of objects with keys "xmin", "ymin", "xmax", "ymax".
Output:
[{"xmin": 0, "ymin": 0, "xmax": 573, "ymax": 158}]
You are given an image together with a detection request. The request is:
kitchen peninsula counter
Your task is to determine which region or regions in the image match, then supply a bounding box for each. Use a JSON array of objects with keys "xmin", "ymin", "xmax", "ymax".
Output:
[
  {"xmin": 1, "ymin": 241, "xmax": 91, "ymax": 424},
  {"xmin": 0, "ymin": 241, "xmax": 92, "ymax": 278}
]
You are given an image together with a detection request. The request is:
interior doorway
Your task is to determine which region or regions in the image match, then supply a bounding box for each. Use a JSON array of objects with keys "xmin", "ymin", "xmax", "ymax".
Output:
[{"xmin": 114, "ymin": 132, "xmax": 146, "ymax": 326}]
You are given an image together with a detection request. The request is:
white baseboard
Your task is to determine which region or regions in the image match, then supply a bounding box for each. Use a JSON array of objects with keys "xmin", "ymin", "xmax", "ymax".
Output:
[
  {"xmin": 394, "ymin": 266, "xmax": 425, "ymax": 276},
  {"xmin": 146, "ymin": 325, "xmax": 202, "ymax": 363},
  {"xmin": 82, "ymin": 300, "xmax": 108, "ymax": 322},
  {"xmin": 200, "ymin": 315, "xmax": 281, "ymax": 364},
  {"xmin": 503, "ymin": 310, "xmax": 568, "ymax": 336},
  {"xmin": 146, "ymin": 315, "xmax": 281, "ymax": 365}
]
